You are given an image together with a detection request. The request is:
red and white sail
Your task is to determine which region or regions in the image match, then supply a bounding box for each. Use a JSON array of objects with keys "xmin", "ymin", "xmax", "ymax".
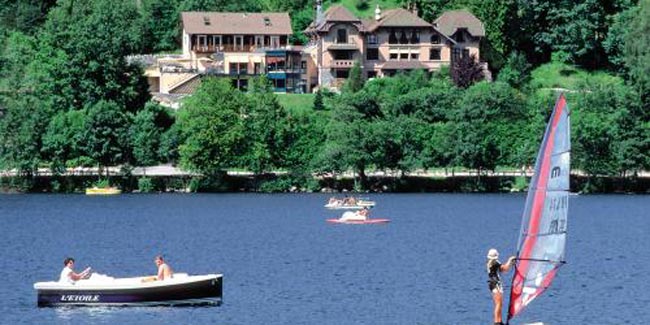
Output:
[{"xmin": 508, "ymin": 94, "xmax": 570, "ymax": 321}]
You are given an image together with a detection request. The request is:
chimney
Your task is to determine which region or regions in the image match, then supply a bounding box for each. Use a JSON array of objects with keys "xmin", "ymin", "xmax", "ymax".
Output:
[
  {"xmin": 411, "ymin": 3, "xmax": 419, "ymax": 17},
  {"xmin": 316, "ymin": 0, "xmax": 324, "ymax": 25},
  {"xmin": 375, "ymin": 4, "xmax": 382, "ymax": 21}
]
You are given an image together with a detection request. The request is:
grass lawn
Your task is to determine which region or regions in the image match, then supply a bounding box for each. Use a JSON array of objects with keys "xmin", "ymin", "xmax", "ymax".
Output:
[
  {"xmin": 276, "ymin": 93, "xmax": 315, "ymax": 113},
  {"xmin": 530, "ymin": 61, "xmax": 624, "ymax": 91},
  {"xmin": 326, "ymin": 0, "xmax": 401, "ymax": 18}
]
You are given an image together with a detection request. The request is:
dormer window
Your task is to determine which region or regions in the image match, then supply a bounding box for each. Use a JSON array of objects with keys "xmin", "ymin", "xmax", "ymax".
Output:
[
  {"xmin": 337, "ymin": 29, "xmax": 347, "ymax": 44},
  {"xmin": 454, "ymin": 30, "xmax": 466, "ymax": 42},
  {"xmin": 203, "ymin": 16, "xmax": 210, "ymax": 25},
  {"xmin": 264, "ymin": 17, "xmax": 271, "ymax": 26},
  {"xmin": 430, "ymin": 34, "xmax": 440, "ymax": 44}
]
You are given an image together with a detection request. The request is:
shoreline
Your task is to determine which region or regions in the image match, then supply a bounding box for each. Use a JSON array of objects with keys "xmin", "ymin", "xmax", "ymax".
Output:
[{"xmin": 1, "ymin": 173, "xmax": 648, "ymax": 194}]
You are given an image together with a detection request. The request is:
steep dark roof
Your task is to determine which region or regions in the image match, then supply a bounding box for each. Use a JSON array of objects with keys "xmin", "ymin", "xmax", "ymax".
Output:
[
  {"xmin": 182, "ymin": 12, "xmax": 292, "ymax": 35},
  {"xmin": 434, "ymin": 10, "xmax": 485, "ymax": 37},
  {"xmin": 324, "ymin": 5, "xmax": 359, "ymax": 22},
  {"xmin": 305, "ymin": 5, "xmax": 363, "ymax": 33}
]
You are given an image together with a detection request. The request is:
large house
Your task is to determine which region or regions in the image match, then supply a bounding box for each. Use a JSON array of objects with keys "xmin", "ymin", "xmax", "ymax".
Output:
[
  {"xmin": 143, "ymin": 5, "xmax": 485, "ymax": 106},
  {"xmin": 303, "ymin": 3, "xmax": 485, "ymax": 91},
  {"xmin": 146, "ymin": 11, "xmax": 304, "ymax": 100}
]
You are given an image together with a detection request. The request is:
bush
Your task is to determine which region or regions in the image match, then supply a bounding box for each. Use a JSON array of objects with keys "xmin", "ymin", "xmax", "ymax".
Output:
[
  {"xmin": 93, "ymin": 179, "xmax": 110, "ymax": 188},
  {"xmin": 355, "ymin": 0, "xmax": 369, "ymax": 10},
  {"xmin": 138, "ymin": 177, "xmax": 154, "ymax": 193},
  {"xmin": 259, "ymin": 177, "xmax": 292, "ymax": 193}
]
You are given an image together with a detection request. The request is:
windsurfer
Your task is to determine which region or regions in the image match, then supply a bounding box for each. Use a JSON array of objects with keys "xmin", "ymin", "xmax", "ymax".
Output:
[{"xmin": 486, "ymin": 248, "xmax": 516, "ymax": 325}]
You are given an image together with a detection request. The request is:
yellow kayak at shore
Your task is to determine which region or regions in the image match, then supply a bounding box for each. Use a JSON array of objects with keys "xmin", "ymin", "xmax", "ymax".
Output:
[{"xmin": 85, "ymin": 187, "xmax": 122, "ymax": 195}]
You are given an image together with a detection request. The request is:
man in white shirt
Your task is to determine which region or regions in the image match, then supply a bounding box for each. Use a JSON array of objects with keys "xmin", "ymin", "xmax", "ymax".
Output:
[{"xmin": 59, "ymin": 257, "xmax": 91, "ymax": 284}]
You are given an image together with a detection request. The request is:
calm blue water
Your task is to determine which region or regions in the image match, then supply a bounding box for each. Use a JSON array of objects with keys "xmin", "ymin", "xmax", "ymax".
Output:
[{"xmin": 0, "ymin": 193, "xmax": 648, "ymax": 324}]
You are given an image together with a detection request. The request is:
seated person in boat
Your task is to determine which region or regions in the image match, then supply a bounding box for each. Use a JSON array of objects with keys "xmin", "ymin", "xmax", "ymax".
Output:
[
  {"xmin": 343, "ymin": 196, "xmax": 357, "ymax": 205},
  {"xmin": 328, "ymin": 197, "xmax": 341, "ymax": 205},
  {"xmin": 59, "ymin": 257, "xmax": 91, "ymax": 284},
  {"xmin": 142, "ymin": 255, "xmax": 174, "ymax": 282},
  {"xmin": 356, "ymin": 207, "xmax": 370, "ymax": 219}
]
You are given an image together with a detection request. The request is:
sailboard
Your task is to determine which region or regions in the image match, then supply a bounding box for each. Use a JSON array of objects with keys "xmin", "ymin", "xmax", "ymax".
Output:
[{"xmin": 507, "ymin": 93, "xmax": 570, "ymax": 322}]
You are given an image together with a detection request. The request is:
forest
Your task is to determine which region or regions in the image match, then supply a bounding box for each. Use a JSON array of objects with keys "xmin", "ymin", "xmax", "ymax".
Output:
[{"xmin": 0, "ymin": 0, "xmax": 649, "ymax": 192}]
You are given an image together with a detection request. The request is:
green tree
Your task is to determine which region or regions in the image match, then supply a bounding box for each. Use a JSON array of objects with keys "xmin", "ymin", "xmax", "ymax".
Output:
[
  {"xmin": 0, "ymin": 96, "xmax": 46, "ymax": 175},
  {"xmin": 42, "ymin": 110, "xmax": 87, "ymax": 174},
  {"xmin": 177, "ymin": 77, "xmax": 247, "ymax": 175},
  {"xmin": 450, "ymin": 81, "xmax": 527, "ymax": 175},
  {"xmin": 497, "ymin": 51, "xmax": 531, "ymax": 89},
  {"xmin": 342, "ymin": 61, "xmax": 364, "ymax": 93},
  {"xmin": 313, "ymin": 89, "xmax": 325, "ymax": 111},
  {"xmin": 130, "ymin": 102, "xmax": 167, "ymax": 171},
  {"xmin": 82, "ymin": 100, "xmax": 132, "ymax": 179},
  {"xmin": 624, "ymin": 0, "xmax": 650, "ymax": 107},
  {"xmin": 244, "ymin": 76, "xmax": 291, "ymax": 174},
  {"xmin": 141, "ymin": 0, "xmax": 183, "ymax": 52},
  {"xmin": 33, "ymin": 0, "xmax": 150, "ymax": 113},
  {"xmin": 604, "ymin": 4, "xmax": 638, "ymax": 74}
]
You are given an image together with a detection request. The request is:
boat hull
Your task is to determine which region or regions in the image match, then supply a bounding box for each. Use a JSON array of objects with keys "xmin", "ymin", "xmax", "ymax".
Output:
[
  {"xmin": 324, "ymin": 201, "xmax": 376, "ymax": 210},
  {"xmin": 35, "ymin": 274, "xmax": 222, "ymax": 307},
  {"xmin": 85, "ymin": 187, "xmax": 121, "ymax": 195},
  {"xmin": 326, "ymin": 218, "xmax": 390, "ymax": 224}
]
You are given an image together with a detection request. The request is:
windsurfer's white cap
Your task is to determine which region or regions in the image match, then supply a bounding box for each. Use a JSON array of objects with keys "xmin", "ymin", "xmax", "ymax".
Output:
[{"xmin": 487, "ymin": 248, "xmax": 499, "ymax": 260}]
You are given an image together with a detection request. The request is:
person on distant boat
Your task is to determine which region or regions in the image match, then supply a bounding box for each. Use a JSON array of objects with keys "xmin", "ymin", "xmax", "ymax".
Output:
[
  {"xmin": 59, "ymin": 257, "xmax": 91, "ymax": 284},
  {"xmin": 347, "ymin": 196, "xmax": 357, "ymax": 205},
  {"xmin": 155, "ymin": 255, "xmax": 174, "ymax": 280},
  {"xmin": 486, "ymin": 249, "xmax": 516, "ymax": 325},
  {"xmin": 328, "ymin": 197, "xmax": 341, "ymax": 205},
  {"xmin": 356, "ymin": 207, "xmax": 370, "ymax": 219}
]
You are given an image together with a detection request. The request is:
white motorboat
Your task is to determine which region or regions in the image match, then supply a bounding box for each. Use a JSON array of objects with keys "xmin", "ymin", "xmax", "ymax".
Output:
[{"xmin": 34, "ymin": 273, "xmax": 222, "ymax": 307}]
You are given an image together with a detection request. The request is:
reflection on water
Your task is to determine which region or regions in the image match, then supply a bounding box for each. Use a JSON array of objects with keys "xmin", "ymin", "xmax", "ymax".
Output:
[{"xmin": 1, "ymin": 193, "xmax": 649, "ymax": 324}]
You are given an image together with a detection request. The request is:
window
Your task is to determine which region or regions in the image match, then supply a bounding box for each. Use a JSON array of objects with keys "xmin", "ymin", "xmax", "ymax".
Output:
[
  {"xmin": 389, "ymin": 31, "xmax": 398, "ymax": 44},
  {"xmin": 429, "ymin": 48, "xmax": 441, "ymax": 60},
  {"xmin": 335, "ymin": 69, "xmax": 350, "ymax": 78},
  {"xmin": 367, "ymin": 34, "xmax": 378, "ymax": 45},
  {"xmin": 389, "ymin": 53, "xmax": 398, "ymax": 60},
  {"xmin": 452, "ymin": 48, "xmax": 462, "ymax": 61},
  {"xmin": 410, "ymin": 53, "xmax": 419, "ymax": 60},
  {"xmin": 229, "ymin": 63, "xmax": 238, "ymax": 74},
  {"xmin": 399, "ymin": 31, "xmax": 409, "ymax": 44},
  {"xmin": 430, "ymin": 34, "xmax": 440, "ymax": 44},
  {"xmin": 410, "ymin": 30, "xmax": 419, "ymax": 44},
  {"xmin": 333, "ymin": 51, "xmax": 353, "ymax": 60},
  {"xmin": 454, "ymin": 30, "xmax": 465, "ymax": 42},
  {"xmin": 463, "ymin": 49, "xmax": 470, "ymax": 58},
  {"xmin": 367, "ymin": 48, "xmax": 379, "ymax": 61},
  {"xmin": 271, "ymin": 36, "xmax": 280, "ymax": 48},
  {"xmin": 367, "ymin": 71, "xmax": 377, "ymax": 79},
  {"xmin": 337, "ymin": 29, "xmax": 347, "ymax": 44},
  {"xmin": 301, "ymin": 60, "xmax": 307, "ymax": 69},
  {"xmin": 400, "ymin": 53, "xmax": 408, "ymax": 60}
]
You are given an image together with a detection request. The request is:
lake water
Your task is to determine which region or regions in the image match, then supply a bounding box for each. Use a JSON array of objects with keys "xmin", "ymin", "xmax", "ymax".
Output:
[{"xmin": 0, "ymin": 193, "xmax": 648, "ymax": 324}]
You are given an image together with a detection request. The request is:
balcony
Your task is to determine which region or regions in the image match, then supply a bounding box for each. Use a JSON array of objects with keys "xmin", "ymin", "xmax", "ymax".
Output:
[
  {"xmin": 327, "ymin": 42, "xmax": 360, "ymax": 51},
  {"xmin": 331, "ymin": 60, "xmax": 356, "ymax": 68},
  {"xmin": 192, "ymin": 44, "xmax": 285, "ymax": 53}
]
